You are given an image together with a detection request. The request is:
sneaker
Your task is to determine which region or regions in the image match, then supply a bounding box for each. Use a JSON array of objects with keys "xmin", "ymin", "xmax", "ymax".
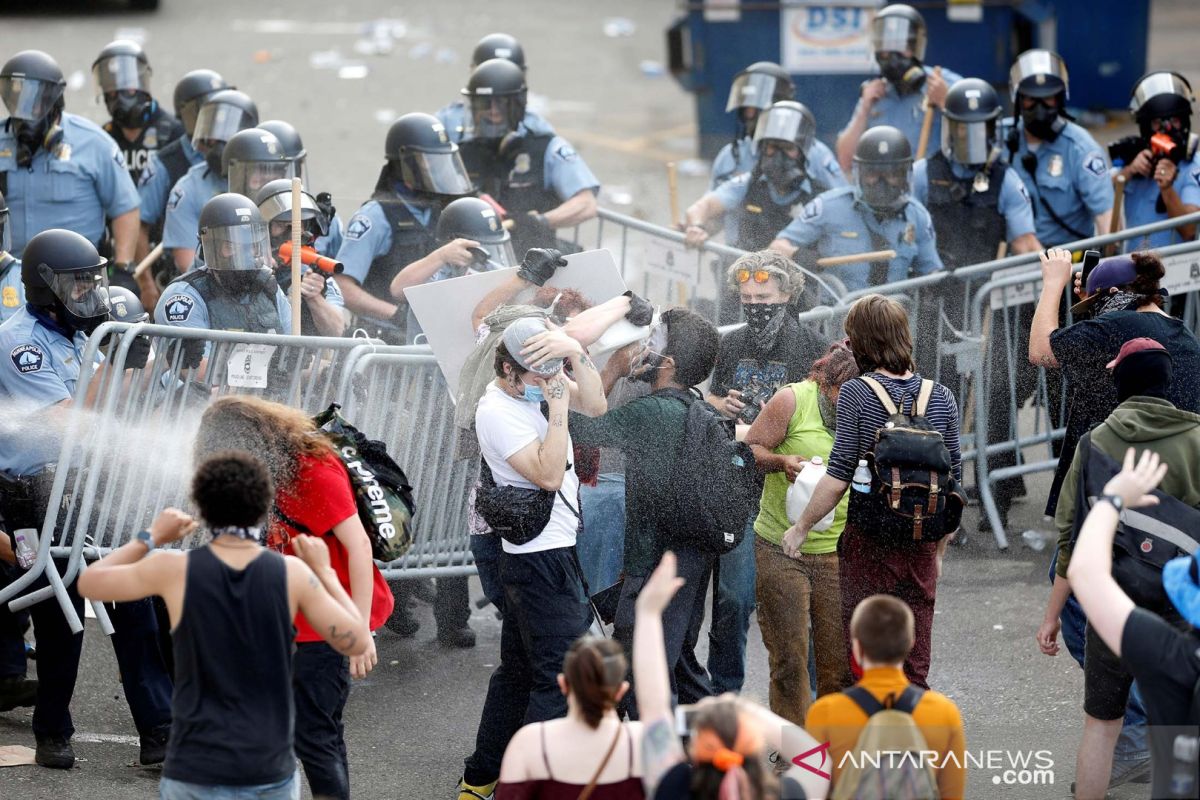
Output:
[
  {"xmin": 456, "ymin": 778, "xmax": 497, "ymax": 800},
  {"xmin": 35, "ymin": 735, "xmax": 75, "ymax": 769},
  {"xmin": 1108, "ymin": 757, "xmax": 1152, "ymax": 788},
  {"xmin": 139, "ymin": 722, "xmax": 171, "ymax": 766},
  {"xmin": 438, "ymin": 625, "xmax": 477, "ymax": 649},
  {"xmin": 0, "ymin": 676, "xmax": 37, "ymax": 712},
  {"xmin": 386, "ymin": 606, "xmax": 420, "ymax": 638}
]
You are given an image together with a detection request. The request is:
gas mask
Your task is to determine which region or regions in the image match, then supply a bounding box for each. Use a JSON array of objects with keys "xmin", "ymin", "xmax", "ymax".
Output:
[
  {"xmin": 877, "ymin": 53, "xmax": 925, "ymax": 95},
  {"xmin": 201, "ymin": 141, "xmax": 226, "ymax": 177},
  {"xmin": 12, "ymin": 115, "xmax": 58, "ymax": 167},
  {"xmin": 761, "ymin": 148, "xmax": 807, "ymax": 195},
  {"xmin": 1020, "ymin": 98, "xmax": 1066, "ymax": 142},
  {"xmin": 1142, "ymin": 118, "xmax": 1190, "ymax": 164},
  {"xmin": 857, "ymin": 163, "xmax": 911, "ymax": 213},
  {"xmin": 105, "ymin": 90, "xmax": 152, "ymax": 129}
]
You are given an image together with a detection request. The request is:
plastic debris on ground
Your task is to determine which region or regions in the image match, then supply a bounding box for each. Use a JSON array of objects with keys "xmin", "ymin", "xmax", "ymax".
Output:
[
  {"xmin": 435, "ymin": 48, "xmax": 459, "ymax": 65},
  {"xmin": 113, "ymin": 27, "xmax": 147, "ymax": 45},
  {"xmin": 66, "ymin": 70, "xmax": 86, "ymax": 92},
  {"xmin": 309, "ymin": 50, "xmax": 344, "ymax": 70},
  {"xmin": 337, "ymin": 64, "xmax": 370, "ymax": 80},
  {"xmin": 1021, "ymin": 530, "xmax": 1047, "ymax": 552},
  {"xmin": 603, "ymin": 17, "xmax": 636, "ymax": 37},
  {"xmin": 374, "ymin": 109, "xmax": 397, "ymax": 125},
  {"xmin": 602, "ymin": 186, "xmax": 634, "ymax": 206},
  {"xmin": 993, "ymin": 624, "xmax": 1004, "ymax": 631},
  {"xmin": 639, "ymin": 60, "xmax": 665, "ymax": 77},
  {"xmin": 409, "ymin": 42, "xmax": 434, "ymax": 61},
  {"xmin": 676, "ymin": 158, "xmax": 711, "ymax": 178},
  {"xmin": 253, "ymin": 50, "xmax": 273, "ymax": 64},
  {"xmin": 361, "ymin": 18, "xmax": 408, "ymax": 41}
]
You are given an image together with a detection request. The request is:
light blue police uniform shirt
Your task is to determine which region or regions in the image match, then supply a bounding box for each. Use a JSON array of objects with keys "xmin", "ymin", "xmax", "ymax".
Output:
[
  {"xmin": 0, "ymin": 306, "xmax": 94, "ymax": 476},
  {"xmin": 336, "ymin": 187, "xmax": 434, "ymax": 287},
  {"xmin": 1121, "ymin": 148, "xmax": 1200, "ymax": 252},
  {"xmin": 315, "ymin": 214, "xmax": 344, "ymax": 259},
  {"xmin": 1008, "ymin": 120, "xmax": 1114, "ymax": 247},
  {"xmin": 138, "ymin": 136, "xmax": 203, "ymax": 227},
  {"xmin": 0, "ymin": 257, "xmax": 24, "ymax": 324},
  {"xmin": 843, "ymin": 66, "xmax": 963, "ymax": 158},
  {"xmin": 0, "ymin": 112, "xmax": 141, "ymax": 256},
  {"xmin": 162, "ymin": 161, "xmax": 226, "ymax": 252},
  {"xmin": 911, "ymin": 157, "xmax": 1036, "ymax": 242},
  {"xmin": 436, "ymin": 104, "xmax": 556, "ymax": 143},
  {"xmin": 710, "ymin": 137, "xmax": 758, "ymax": 190},
  {"xmin": 154, "ymin": 272, "xmax": 293, "ymax": 335},
  {"xmin": 777, "ymin": 185, "xmax": 943, "ymax": 291}
]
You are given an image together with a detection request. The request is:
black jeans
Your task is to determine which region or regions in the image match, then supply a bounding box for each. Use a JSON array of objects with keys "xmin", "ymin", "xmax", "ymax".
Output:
[
  {"xmin": 462, "ymin": 546, "xmax": 592, "ymax": 785},
  {"xmin": 614, "ymin": 546, "xmax": 715, "ymax": 719},
  {"xmin": 108, "ymin": 597, "xmax": 173, "ymax": 736},
  {"xmin": 293, "ymin": 641, "xmax": 351, "ymax": 800}
]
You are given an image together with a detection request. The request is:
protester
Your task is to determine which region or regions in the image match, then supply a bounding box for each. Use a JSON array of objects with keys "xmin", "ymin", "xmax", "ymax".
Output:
[
  {"xmin": 744, "ymin": 340, "xmax": 858, "ymax": 725},
  {"xmin": 805, "ymin": 594, "xmax": 966, "ymax": 799},
  {"xmin": 77, "ymin": 450, "xmax": 370, "ymax": 798},
  {"xmin": 193, "ymin": 396, "xmax": 394, "ymax": 800},
  {"xmin": 783, "ymin": 294, "xmax": 963, "ymax": 688},
  {"xmin": 633, "ymin": 552, "xmax": 827, "ymax": 800},
  {"xmin": 1067, "ymin": 448, "xmax": 1200, "ymax": 800},
  {"xmin": 496, "ymin": 636, "xmax": 645, "ymax": 798}
]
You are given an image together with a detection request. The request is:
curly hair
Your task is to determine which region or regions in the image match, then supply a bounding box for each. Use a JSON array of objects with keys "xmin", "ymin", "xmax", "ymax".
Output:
[
  {"xmin": 1127, "ymin": 251, "xmax": 1167, "ymax": 309},
  {"xmin": 727, "ymin": 250, "xmax": 806, "ymax": 297},
  {"xmin": 191, "ymin": 450, "xmax": 274, "ymax": 529},
  {"xmin": 808, "ymin": 339, "xmax": 859, "ymax": 390}
]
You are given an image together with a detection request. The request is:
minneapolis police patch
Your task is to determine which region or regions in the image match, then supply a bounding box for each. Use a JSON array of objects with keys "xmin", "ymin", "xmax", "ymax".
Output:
[
  {"xmin": 164, "ymin": 294, "xmax": 195, "ymax": 323},
  {"xmin": 1084, "ymin": 153, "xmax": 1107, "ymax": 178},
  {"xmin": 10, "ymin": 344, "xmax": 44, "ymax": 374},
  {"xmin": 346, "ymin": 214, "xmax": 372, "ymax": 240}
]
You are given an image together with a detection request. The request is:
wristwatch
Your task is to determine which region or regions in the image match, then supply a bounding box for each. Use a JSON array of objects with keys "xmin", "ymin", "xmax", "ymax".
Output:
[
  {"xmin": 135, "ymin": 529, "xmax": 157, "ymax": 553},
  {"xmin": 1098, "ymin": 494, "xmax": 1125, "ymax": 512}
]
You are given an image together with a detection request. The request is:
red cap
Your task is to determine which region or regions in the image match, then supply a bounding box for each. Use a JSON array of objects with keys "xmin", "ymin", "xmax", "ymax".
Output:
[{"xmin": 1106, "ymin": 337, "xmax": 1168, "ymax": 369}]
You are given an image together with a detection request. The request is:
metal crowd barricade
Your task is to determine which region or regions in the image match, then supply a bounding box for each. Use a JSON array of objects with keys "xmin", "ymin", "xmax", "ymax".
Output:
[{"xmin": 1, "ymin": 323, "xmax": 386, "ymax": 631}]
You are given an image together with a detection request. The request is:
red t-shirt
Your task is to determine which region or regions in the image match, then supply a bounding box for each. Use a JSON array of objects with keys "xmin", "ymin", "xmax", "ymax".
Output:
[{"xmin": 270, "ymin": 450, "xmax": 395, "ymax": 642}]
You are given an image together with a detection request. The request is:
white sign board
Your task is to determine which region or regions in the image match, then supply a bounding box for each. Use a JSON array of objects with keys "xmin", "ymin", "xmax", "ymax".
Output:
[
  {"xmin": 406, "ymin": 249, "xmax": 628, "ymax": 394},
  {"xmin": 226, "ymin": 343, "xmax": 276, "ymax": 388},
  {"xmin": 781, "ymin": 0, "xmax": 882, "ymax": 74},
  {"xmin": 643, "ymin": 238, "xmax": 700, "ymax": 285}
]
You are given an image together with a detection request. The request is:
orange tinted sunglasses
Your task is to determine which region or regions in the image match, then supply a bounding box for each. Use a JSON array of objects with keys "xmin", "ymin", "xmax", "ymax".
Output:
[{"xmin": 736, "ymin": 269, "xmax": 774, "ymax": 284}]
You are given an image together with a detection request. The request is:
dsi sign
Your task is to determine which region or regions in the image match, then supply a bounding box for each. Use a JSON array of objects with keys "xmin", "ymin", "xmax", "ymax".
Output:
[{"xmin": 781, "ymin": 0, "xmax": 882, "ymax": 74}]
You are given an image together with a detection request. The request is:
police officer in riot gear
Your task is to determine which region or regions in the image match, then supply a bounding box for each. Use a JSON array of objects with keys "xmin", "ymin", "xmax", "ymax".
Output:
[
  {"xmin": 92, "ymin": 40, "xmax": 184, "ymax": 186},
  {"xmin": 222, "ymin": 128, "xmax": 292, "ymax": 201},
  {"xmin": 334, "ymin": 112, "xmax": 474, "ymax": 339},
  {"xmin": 836, "ymin": 4, "xmax": 960, "ymax": 173},
  {"xmin": 456, "ymin": 58, "xmax": 600, "ymax": 254},
  {"xmin": 1007, "ymin": 49, "xmax": 1113, "ymax": 247},
  {"xmin": 437, "ymin": 32, "xmax": 552, "ymax": 142},
  {"xmin": 255, "ymin": 179, "xmax": 348, "ymax": 337},
  {"xmin": 710, "ymin": 61, "xmax": 796, "ymax": 189},
  {"xmin": 258, "ymin": 119, "xmax": 344, "ymax": 257},
  {"xmin": 162, "ymin": 89, "xmax": 259, "ymax": 274},
  {"xmin": 0, "ymin": 189, "xmax": 23, "ymax": 323},
  {"xmin": 1112, "ymin": 71, "xmax": 1200, "ymax": 251},
  {"xmin": 772, "ymin": 125, "xmax": 942, "ymax": 292},
  {"xmin": 0, "ymin": 229, "xmax": 174, "ymax": 770},
  {"xmin": 0, "ymin": 51, "xmax": 141, "ymax": 288}
]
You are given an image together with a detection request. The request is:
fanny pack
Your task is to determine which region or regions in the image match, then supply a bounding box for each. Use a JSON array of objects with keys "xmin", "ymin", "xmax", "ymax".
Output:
[{"xmin": 474, "ymin": 459, "xmax": 580, "ymax": 546}]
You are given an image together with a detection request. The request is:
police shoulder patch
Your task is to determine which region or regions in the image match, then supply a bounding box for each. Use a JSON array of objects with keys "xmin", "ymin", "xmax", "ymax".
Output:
[
  {"xmin": 1192, "ymin": 168, "xmax": 1200, "ymax": 190},
  {"xmin": 164, "ymin": 294, "xmax": 195, "ymax": 323},
  {"xmin": 1084, "ymin": 153, "xmax": 1107, "ymax": 178},
  {"xmin": 800, "ymin": 197, "xmax": 822, "ymax": 222},
  {"xmin": 825, "ymin": 158, "xmax": 842, "ymax": 177},
  {"xmin": 346, "ymin": 214, "xmax": 373, "ymax": 241},
  {"xmin": 167, "ymin": 187, "xmax": 184, "ymax": 211},
  {"xmin": 10, "ymin": 343, "xmax": 44, "ymax": 374},
  {"xmin": 555, "ymin": 144, "xmax": 578, "ymax": 162}
]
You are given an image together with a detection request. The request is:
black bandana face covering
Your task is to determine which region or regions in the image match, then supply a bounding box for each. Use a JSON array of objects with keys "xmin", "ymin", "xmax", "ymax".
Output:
[
  {"xmin": 210, "ymin": 525, "xmax": 262, "ymax": 542},
  {"xmin": 743, "ymin": 302, "xmax": 788, "ymax": 333}
]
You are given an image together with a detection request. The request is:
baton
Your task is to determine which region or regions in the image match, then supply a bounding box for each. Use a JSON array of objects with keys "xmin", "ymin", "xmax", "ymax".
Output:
[
  {"xmin": 132, "ymin": 242, "xmax": 163, "ymax": 280},
  {"xmin": 815, "ymin": 249, "xmax": 896, "ymax": 267},
  {"xmin": 1105, "ymin": 174, "xmax": 1127, "ymax": 257},
  {"xmin": 915, "ymin": 66, "xmax": 942, "ymax": 161},
  {"xmin": 290, "ymin": 177, "xmax": 302, "ymax": 336}
]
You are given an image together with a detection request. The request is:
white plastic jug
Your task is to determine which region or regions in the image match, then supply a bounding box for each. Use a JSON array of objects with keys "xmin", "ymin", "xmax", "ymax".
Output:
[{"xmin": 785, "ymin": 456, "xmax": 835, "ymax": 531}]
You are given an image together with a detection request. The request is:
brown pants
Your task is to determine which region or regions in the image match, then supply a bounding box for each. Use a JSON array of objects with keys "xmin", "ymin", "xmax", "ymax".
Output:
[{"xmin": 754, "ymin": 538, "xmax": 851, "ymax": 726}]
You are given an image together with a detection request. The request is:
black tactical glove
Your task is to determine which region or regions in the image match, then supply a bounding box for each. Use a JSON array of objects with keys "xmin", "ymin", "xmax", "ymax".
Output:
[
  {"xmin": 523, "ymin": 211, "xmax": 555, "ymax": 242},
  {"xmin": 124, "ymin": 335, "xmax": 152, "ymax": 370},
  {"xmin": 623, "ymin": 291, "xmax": 654, "ymax": 327},
  {"xmin": 517, "ymin": 247, "xmax": 567, "ymax": 287},
  {"xmin": 179, "ymin": 337, "xmax": 206, "ymax": 370}
]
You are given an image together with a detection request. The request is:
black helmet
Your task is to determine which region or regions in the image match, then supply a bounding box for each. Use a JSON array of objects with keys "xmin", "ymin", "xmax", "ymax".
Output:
[
  {"xmin": 384, "ymin": 112, "xmax": 473, "ymax": 196},
  {"xmin": 1010, "ymin": 49, "xmax": 1069, "ymax": 101},
  {"xmin": 0, "ymin": 188, "xmax": 9, "ymax": 254},
  {"xmin": 941, "ymin": 78, "xmax": 1002, "ymax": 165},
  {"xmin": 173, "ymin": 69, "xmax": 229, "ymax": 137},
  {"xmin": 471, "ymin": 33, "xmax": 526, "ymax": 71},
  {"xmin": 92, "ymin": 40, "xmax": 153, "ymax": 128},
  {"xmin": 103, "ymin": 285, "xmax": 148, "ymax": 324},
  {"xmin": 753, "ymin": 100, "xmax": 817, "ymax": 152},
  {"xmin": 0, "ymin": 50, "xmax": 66, "ymax": 123},
  {"xmin": 258, "ymin": 119, "xmax": 307, "ymax": 173},
  {"xmin": 191, "ymin": 89, "xmax": 258, "ymax": 149},
  {"xmin": 1129, "ymin": 71, "xmax": 1195, "ymax": 140},
  {"xmin": 871, "ymin": 4, "xmax": 927, "ymax": 61},
  {"xmin": 254, "ymin": 178, "xmax": 327, "ymax": 253},
  {"xmin": 853, "ymin": 126, "xmax": 912, "ymax": 212},
  {"xmin": 436, "ymin": 197, "xmax": 517, "ymax": 268},
  {"xmin": 198, "ymin": 192, "xmax": 273, "ymax": 278},
  {"xmin": 725, "ymin": 61, "xmax": 795, "ymax": 113},
  {"xmin": 462, "ymin": 58, "xmax": 527, "ymax": 139},
  {"xmin": 222, "ymin": 128, "xmax": 292, "ymax": 198},
  {"xmin": 21, "ymin": 229, "xmax": 110, "ymax": 333}
]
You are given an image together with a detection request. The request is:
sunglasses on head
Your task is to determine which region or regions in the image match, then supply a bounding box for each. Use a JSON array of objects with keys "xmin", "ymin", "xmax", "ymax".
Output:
[{"xmin": 736, "ymin": 268, "xmax": 776, "ymax": 285}]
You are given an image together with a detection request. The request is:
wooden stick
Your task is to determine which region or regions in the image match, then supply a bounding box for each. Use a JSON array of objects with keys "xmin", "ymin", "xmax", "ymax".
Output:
[
  {"xmin": 132, "ymin": 242, "xmax": 163, "ymax": 280},
  {"xmin": 915, "ymin": 66, "xmax": 942, "ymax": 161},
  {"xmin": 815, "ymin": 249, "xmax": 896, "ymax": 267},
  {"xmin": 667, "ymin": 162, "xmax": 681, "ymax": 228},
  {"xmin": 290, "ymin": 177, "xmax": 302, "ymax": 337},
  {"xmin": 1105, "ymin": 174, "xmax": 1127, "ymax": 257}
]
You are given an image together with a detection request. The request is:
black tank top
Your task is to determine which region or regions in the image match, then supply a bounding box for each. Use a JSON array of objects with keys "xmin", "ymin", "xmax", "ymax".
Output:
[{"xmin": 163, "ymin": 546, "xmax": 296, "ymax": 786}]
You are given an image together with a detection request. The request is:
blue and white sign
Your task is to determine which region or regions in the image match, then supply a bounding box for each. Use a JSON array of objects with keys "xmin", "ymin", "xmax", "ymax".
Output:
[{"xmin": 781, "ymin": 0, "xmax": 883, "ymax": 75}]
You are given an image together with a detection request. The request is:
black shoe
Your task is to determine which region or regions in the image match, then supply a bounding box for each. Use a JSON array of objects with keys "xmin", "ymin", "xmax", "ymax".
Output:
[
  {"xmin": 0, "ymin": 675, "xmax": 37, "ymax": 712},
  {"xmin": 438, "ymin": 625, "xmax": 477, "ymax": 649},
  {"xmin": 35, "ymin": 735, "xmax": 75, "ymax": 769},
  {"xmin": 386, "ymin": 607, "xmax": 420, "ymax": 638},
  {"xmin": 139, "ymin": 722, "xmax": 171, "ymax": 766}
]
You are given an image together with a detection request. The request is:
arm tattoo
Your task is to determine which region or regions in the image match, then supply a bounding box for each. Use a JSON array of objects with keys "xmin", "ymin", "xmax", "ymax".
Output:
[
  {"xmin": 552, "ymin": 413, "xmax": 564, "ymax": 428},
  {"xmin": 641, "ymin": 719, "xmax": 685, "ymax": 788},
  {"xmin": 327, "ymin": 623, "xmax": 359, "ymax": 653},
  {"xmin": 547, "ymin": 381, "xmax": 567, "ymax": 400},
  {"xmin": 579, "ymin": 353, "xmax": 596, "ymax": 371}
]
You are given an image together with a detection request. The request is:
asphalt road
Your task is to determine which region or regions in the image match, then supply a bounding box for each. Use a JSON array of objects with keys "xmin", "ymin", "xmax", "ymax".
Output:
[{"xmin": 2, "ymin": 1, "xmax": 1199, "ymax": 798}]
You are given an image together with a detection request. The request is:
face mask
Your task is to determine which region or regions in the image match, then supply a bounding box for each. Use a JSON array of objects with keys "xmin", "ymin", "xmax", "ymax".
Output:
[
  {"xmin": 629, "ymin": 349, "xmax": 667, "ymax": 383},
  {"xmin": 742, "ymin": 301, "xmax": 788, "ymax": 333},
  {"xmin": 205, "ymin": 145, "xmax": 226, "ymax": 177},
  {"xmin": 13, "ymin": 117, "xmax": 50, "ymax": 167},
  {"xmin": 877, "ymin": 54, "xmax": 925, "ymax": 95},
  {"xmin": 1020, "ymin": 103, "xmax": 1064, "ymax": 141},
  {"xmin": 762, "ymin": 150, "xmax": 807, "ymax": 194},
  {"xmin": 858, "ymin": 173, "xmax": 909, "ymax": 212},
  {"xmin": 106, "ymin": 92, "xmax": 151, "ymax": 129},
  {"xmin": 522, "ymin": 382, "xmax": 544, "ymax": 404}
]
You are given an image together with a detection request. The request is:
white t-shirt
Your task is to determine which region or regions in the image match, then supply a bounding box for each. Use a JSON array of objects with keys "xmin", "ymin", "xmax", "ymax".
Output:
[{"xmin": 475, "ymin": 382, "xmax": 580, "ymax": 554}]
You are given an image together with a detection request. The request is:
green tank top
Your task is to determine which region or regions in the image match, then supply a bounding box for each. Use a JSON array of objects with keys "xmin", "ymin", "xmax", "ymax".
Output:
[{"xmin": 753, "ymin": 380, "xmax": 848, "ymax": 553}]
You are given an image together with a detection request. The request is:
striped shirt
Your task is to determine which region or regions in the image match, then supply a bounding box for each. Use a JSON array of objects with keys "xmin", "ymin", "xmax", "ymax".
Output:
[{"xmin": 827, "ymin": 373, "xmax": 962, "ymax": 483}]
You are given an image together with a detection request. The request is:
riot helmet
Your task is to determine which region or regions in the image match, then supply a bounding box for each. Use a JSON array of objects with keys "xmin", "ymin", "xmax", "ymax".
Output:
[
  {"xmin": 223, "ymin": 128, "xmax": 292, "ymax": 199},
  {"xmin": 197, "ymin": 193, "xmax": 274, "ymax": 290},
  {"xmin": 384, "ymin": 113, "xmax": 473, "ymax": 197},
  {"xmin": 871, "ymin": 5, "xmax": 927, "ymax": 94},
  {"xmin": 103, "ymin": 285, "xmax": 148, "ymax": 324},
  {"xmin": 853, "ymin": 125, "xmax": 913, "ymax": 213},
  {"xmin": 92, "ymin": 40, "xmax": 154, "ymax": 129},
  {"xmin": 1, "ymin": 50, "xmax": 66, "ymax": 166},
  {"xmin": 254, "ymin": 178, "xmax": 327, "ymax": 256},
  {"xmin": 258, "ymin": 119, "xmax": 307, "ymax": 181},
  {"xmin": 941, "ymin": 77, "xmax": 1002, "ymax": 166},
  {"xmin": 21, "ymin": 229, "xmax": 110, "ymax": 334},
  {"xmin": 726, "ymin": 62, "xmax": 794, "ymax": 140},
  {"xmin": 436, "ymin": 197, "xmax": 517, "ymax": 269},
  {"xmin": 192, "ymin": 89, "xmax": 259, "ymax": 176},
  {"xmin": 0, "ymin": 188, "xmax": 9, "ymax": 255},
  {"xmin": 753, "ymin": 101, "xmax": 817, "ymax": 194},
  {"xmin": 173, "ymin": 69, "xmax": 229, "ymax": 138},
  {"xmin": 471, "ymin": 33, "xmax": 526, "ymax": 71},
  {"xmin": 1129, "ymin": 71, "xmax": 1195, "ymax": 145},
  {"xmin": 462, "ymin": 58, "xmax": 527, "ymax": 140},
  {"xmin": 1010, "ymin": 49, "xmax": 1070, "ymax": 141}
]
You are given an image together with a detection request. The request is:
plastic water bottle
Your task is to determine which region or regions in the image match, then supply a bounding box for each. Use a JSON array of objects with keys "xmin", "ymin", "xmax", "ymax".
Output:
[
  {"xmin": 14, "ymin": 528, "xmax": 38, "ymax": 570},
  {"xmin": 786, "ymin": 457, "xmax": 835, "ymax": 530},
  {"xmin": 852, "ymin": 460, "xmax": 872, "ymax": 494},
  {"xmin": 1170, "ymin": 735, "xmax": 1198, "ymax": 797}
]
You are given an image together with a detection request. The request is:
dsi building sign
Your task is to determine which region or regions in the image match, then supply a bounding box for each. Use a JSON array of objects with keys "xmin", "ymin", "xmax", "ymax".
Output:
[{"xmin": 781, "ymin": 0, "xmax": 883, "ymax": 74}]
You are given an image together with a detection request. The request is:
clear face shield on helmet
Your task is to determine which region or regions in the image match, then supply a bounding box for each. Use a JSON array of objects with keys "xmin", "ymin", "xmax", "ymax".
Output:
[
  {"xmin": 1010, "ymin": 50, "xmax": 1069, "ymax": 99},
  {"xmin": 855, "ymin": 161, "xmax": 912, "ymax": 212},
  {"xmin": 1131, "ymin": 72, "xmax": 1194, "ymax": 118},
  {"xmin": 200, "ymin": 219, "xmax": 272, "ymax": 272},
  {"xmin": 725, "ymin": 73, "xmax": 784, "ymax": 112},
  {"xmin": 0, "ymin": 75, "xmax": 64, "ymax": 121},
  {"xmin": 942, "ymin": 118, "xmax": 995, "ymax": 166},
  {"xmin": 37, "ymin": 263, "xmax": 111, "ymax": 322},
  {"xmin": 871, "ymin": 15, "xmax": 926, "ymax": 61},
  {"xmin": 228, "ymin": 159, "xmax": 294, "ymax": 201},
  {"xmin": 753, "ymin": 104, "xmax": 816, "ymax": 153},
  {"xmin": 472, "ymin": 238, "xmax": 518, "ymax": 270},
  {"xmin": 92, "ymin": 54, "xmax": 150, "ymax": 99},
  {"xmin": 398, "ymin": 149, "xmax": 474, "ymax": 196},
  {"xmin": 192, "ymin": 102, "xmax": 254, "ymax": 150},
  {"xmin": 469, "ymin": 92, "xmax": 524, "ymax": 139}
]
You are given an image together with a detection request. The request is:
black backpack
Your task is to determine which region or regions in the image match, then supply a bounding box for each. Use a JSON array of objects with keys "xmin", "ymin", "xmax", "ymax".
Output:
[
  {"xmin": 853, "ymin": 376, "xmax": 965, "ymax": 544},
  {"xmin": 658, "ymin": 388, "xmax": 757, "ymax": 555}
]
